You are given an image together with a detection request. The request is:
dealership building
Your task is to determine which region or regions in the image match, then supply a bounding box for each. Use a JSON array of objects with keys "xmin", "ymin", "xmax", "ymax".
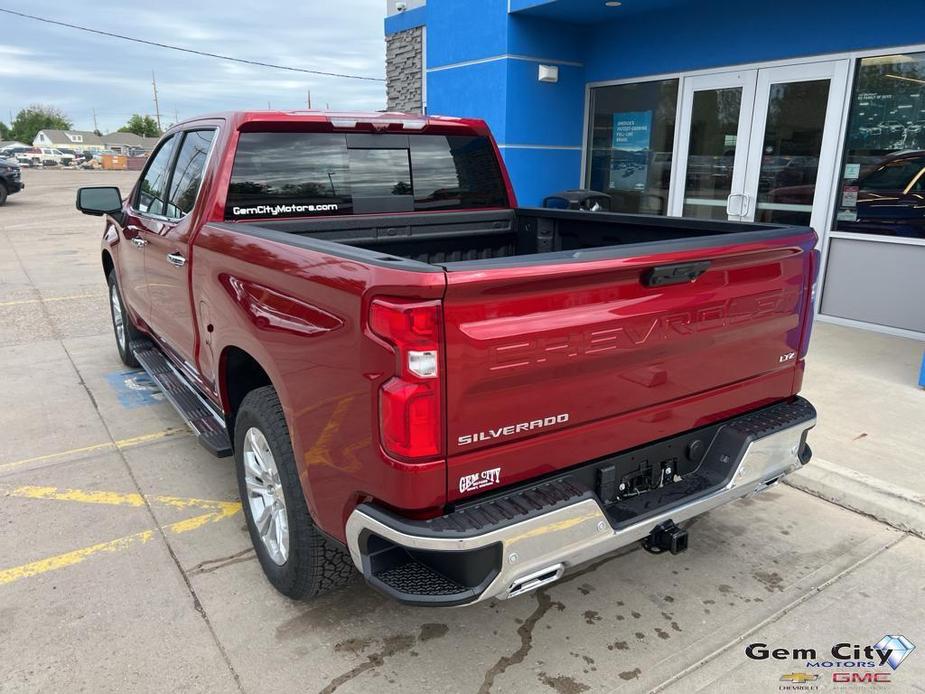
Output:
[{"xmin": 384, "ymin": 0, "xmax": 925, "ymax": 337}]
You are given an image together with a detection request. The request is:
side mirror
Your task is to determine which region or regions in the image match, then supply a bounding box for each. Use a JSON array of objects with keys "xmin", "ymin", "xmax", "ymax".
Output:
[
  {"xmin": 542, "ymin": 195, "xmax": 571, "ymax": 210},
  {"xmin": 76, "ymin": 186, "xmax": 123, "ymax": 219}
]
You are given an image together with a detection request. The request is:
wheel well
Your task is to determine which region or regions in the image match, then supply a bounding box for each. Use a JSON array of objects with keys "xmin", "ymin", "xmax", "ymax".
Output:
[
  {"xmin": 221, "ymin": 347, "xmax": 273, "ymax": 432},
  {"xmin": 102, "ymin": 250, "xmax": 114, "ymax": 279}
]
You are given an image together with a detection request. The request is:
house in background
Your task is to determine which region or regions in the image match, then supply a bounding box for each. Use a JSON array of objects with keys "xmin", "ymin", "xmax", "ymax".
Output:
[
  {"xmin": 33, "ymin": 129, "xmax": 104, "ymax": 153},
  {"xmin": 0, "ymin": 140, "xmax": 29, "ymax": 150},
  {"xmin": 102, "ymin": 132, "xmax": 157, "ymax": 156}
]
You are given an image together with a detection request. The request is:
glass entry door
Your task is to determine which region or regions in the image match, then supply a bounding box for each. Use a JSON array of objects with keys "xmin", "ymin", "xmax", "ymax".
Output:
[
  {"xmin": 670, "ymin": 71, "xmax": 756, "ymax": 220},
  {"xmin": 740, "ymin": 62, "xmax": 850, "ymax": 234},
  {"xmin": 669, "ymin": 60, "xmax": 850, "ymax": 232}
]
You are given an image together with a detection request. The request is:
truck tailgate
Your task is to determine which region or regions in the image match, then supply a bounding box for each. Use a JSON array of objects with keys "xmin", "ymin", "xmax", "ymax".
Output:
[{"xmin": 442, "ymin": 231, "xmax": 816, "ymax": 500}]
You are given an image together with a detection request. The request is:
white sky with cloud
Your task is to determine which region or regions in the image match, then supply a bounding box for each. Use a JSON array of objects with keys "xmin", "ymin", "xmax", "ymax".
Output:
[{"xmin": 0, "ymin": 0, "xmax": 387, "ymax": 133}]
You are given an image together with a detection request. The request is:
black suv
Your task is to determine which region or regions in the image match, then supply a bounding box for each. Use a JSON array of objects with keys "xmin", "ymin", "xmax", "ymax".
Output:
[{"xmin": 0, "ymin": 157, "xmax": 23, "ymax": 205}]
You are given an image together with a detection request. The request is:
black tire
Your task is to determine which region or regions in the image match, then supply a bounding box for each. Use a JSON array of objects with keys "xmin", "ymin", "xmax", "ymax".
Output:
[
  {"xmin": 234, "ymin": 386, "xmax": 355, "ymax": 599},
  {"xmin": 106, "ymin": 270, "xmax": 141, "ymax": 367},
  {"xmin": 0, "ymin": 182, "xmax": 7, "ymax": 206}
]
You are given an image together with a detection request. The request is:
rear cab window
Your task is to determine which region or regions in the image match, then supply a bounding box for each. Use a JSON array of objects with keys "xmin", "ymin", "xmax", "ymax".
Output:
[{"xmin": 225, "ymin": 131, "xmax": 508, "ymax": 220}]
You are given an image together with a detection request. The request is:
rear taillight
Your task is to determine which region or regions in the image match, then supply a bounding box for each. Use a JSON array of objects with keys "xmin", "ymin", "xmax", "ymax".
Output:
[
  {"xmin": 798, "ymin": 249, "xmax": 821, "ymax": 359},
  {"xmin": 369, "ymin": 298, "xmax": 443, "ymax": 461}
]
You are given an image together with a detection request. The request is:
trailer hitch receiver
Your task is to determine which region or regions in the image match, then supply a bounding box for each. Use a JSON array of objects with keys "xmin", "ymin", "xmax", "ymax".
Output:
[{"xmin": 643, "ymin": 520, "xmax": 688, "ymax": 555}]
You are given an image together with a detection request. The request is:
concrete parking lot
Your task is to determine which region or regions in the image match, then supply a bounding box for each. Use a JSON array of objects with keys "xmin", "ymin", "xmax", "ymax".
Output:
[{"xmin": 1, "ymin": 168, "xmax": 922, "ymax": 694}]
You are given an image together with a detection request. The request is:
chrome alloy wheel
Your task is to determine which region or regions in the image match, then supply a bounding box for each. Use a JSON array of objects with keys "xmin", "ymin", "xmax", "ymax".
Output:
[
  {"xmin": 110, "ymin": 283, "xmax": 125, "ymax": 346},
  {"xmin": 243, "ymin": 427, "xmax": 289, "ymax": 565}
]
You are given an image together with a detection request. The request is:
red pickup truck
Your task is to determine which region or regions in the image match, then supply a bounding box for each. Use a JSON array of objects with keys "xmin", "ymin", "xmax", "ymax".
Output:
[{"xmin": 76, "ymin": 111, "xmax": 818, "ymax": 606}]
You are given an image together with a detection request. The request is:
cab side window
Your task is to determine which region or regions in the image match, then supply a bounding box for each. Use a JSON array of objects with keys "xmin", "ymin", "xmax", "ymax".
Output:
[
  {"xmin": 165, "ymin": 130, "xmax": 216, "ymax": 219},
  {"xmin": 136, "ymin": 136, "xmax": 177, "ymax": 216}
]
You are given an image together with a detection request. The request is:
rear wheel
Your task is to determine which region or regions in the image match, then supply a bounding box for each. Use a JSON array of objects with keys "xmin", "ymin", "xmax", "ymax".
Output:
[
  {"xmin": 0, "ymin": 182, "xmax": 7, "ymax": 206},
  {"xmin": 234, "ymin": 386, "xmax": 355, "ymax": 599},
  {"xmin": 107, "ymin": 270, "xmax": 141, "ymax": 367}
]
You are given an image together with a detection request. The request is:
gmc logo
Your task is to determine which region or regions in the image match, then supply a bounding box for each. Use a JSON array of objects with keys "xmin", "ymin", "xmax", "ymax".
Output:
[
  {"xmin": 488, "ymin": 290, "xmax": 797, "ymax": 373},
  {"xmin": 833, "ymin": 673, "xmax": 891, "ymax": 683}
]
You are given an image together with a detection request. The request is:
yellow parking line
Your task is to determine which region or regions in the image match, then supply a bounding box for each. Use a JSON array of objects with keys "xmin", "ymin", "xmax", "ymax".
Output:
[
  {"xmin": 0, "ymin": 428, "xmax": 189, "ymax": 474},
  {"xmin": 5, "ymin": 485, "xmax": 238, "ymax": 512},
  {"xmin": 0, "ymin": 503, "xmax": 240, "ymax": 586},
  {"xmin": 0, "ymin": 294, "xmax": 105, "ymax": 307}
]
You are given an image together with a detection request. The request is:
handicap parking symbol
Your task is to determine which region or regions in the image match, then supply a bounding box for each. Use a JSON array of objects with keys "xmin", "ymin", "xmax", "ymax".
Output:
[{"xmin": 105, "ymin": 370, "xmax": 165, "ymax": 409}]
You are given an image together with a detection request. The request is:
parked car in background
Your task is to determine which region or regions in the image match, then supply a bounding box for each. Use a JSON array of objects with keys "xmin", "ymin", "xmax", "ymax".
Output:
[
  {"xmin": 0, "ymin": 158, "xmax": 23, "ymax": 205},
  {"xmin": 58, "ymin": 148, "xmax": 78, "ymax": 166},
  {"xmin": 15, "ymin": 147, "xmax": 42, "ymax": 166},
  {"xmin": 842, "ymin": 150, "xmax": 925, "ymax": 238},
  {"xmin": 13, "ymin": 147, "xmax": 66, "ymax": 167},
  {"xmin": 76, "ymin": 111, "xmax": 819, "ymax": 607}
]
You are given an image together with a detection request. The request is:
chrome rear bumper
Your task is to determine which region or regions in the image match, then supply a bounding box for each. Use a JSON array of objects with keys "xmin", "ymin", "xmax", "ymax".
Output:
[{"xmin": 346, "ymin": 398, "xmax": 816, "ymax": 606}]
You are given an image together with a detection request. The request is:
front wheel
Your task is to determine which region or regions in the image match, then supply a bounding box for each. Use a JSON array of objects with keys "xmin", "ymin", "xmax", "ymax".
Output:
[
  {"xmin": 234, "ymin": 386, "xmax": 355, "ymax": 599},
  {"xmin": 0, "ymin": 183, "xmax": 7, "ymax": 206},
  {"xmin": 107, "ymin": 270, "xmax": 141, "ymax": 367}
]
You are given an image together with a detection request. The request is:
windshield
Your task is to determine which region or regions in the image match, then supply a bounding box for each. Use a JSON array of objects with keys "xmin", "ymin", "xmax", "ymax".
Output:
[{"xmin": 225, "ymin": 131, "xmax": 508, "ymax": 219}]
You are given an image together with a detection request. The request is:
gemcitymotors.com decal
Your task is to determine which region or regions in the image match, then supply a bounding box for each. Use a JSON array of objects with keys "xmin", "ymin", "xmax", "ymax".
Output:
[{"xmin": 230, "ymin": 203, "xmax": 339, "ymax": 217}]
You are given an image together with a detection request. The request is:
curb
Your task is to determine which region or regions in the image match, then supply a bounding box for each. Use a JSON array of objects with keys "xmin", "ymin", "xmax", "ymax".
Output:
[{"xmin": 784, "ymin": 457, "xmax": 925, "ymax": 539}]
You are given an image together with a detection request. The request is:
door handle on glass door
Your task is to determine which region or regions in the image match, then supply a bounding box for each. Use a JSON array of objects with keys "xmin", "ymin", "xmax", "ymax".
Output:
[
  {"xmin": 166, "ymin": 252, "xmax": 186, "ymax": 267},
  {"xmin": 726, "ymin": 193, "xmax": 747, "ymax": 216}
]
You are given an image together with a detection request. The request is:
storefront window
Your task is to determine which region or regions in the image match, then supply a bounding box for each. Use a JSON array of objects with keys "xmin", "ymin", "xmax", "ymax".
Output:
[
  {"xmin": 835, "ymin": 52, "xmax": 925, "ymax": 238},
  {"xmin": 586, "ymin": 79, "xmax": 678, "ymax": 215}
]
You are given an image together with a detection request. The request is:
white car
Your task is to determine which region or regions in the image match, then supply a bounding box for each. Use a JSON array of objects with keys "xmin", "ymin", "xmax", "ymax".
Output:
[{"xmin": 18, "ymin": 147, "xmax": 65, "ymax": 166}]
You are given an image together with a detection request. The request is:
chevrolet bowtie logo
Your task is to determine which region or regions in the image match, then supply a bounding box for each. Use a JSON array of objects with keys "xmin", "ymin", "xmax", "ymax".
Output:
[{"xmin": 780, "ymin": 673, "xmax": 819, "ymax": 683}]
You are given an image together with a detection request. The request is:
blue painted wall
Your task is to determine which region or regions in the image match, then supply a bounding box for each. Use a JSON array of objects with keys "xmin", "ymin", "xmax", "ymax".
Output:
[
  {"xmin": 388, "ymin": 0, "xmax": 925, "ymax": 204},
  {"xmin": 583, "ymin": 0, "xmax": 925, "ymax": 82}
]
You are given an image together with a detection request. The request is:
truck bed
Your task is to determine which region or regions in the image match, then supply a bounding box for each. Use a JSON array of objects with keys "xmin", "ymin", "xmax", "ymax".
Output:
[{"xmin": 230, "ymin": 208, "xmax": 796, "ymax": 268}]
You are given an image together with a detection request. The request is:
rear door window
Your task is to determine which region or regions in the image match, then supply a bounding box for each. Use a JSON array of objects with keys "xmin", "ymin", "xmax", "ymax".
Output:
[
  {"xmin": 165, "ymin": 129, "xmax": 216, "ymax": 219},
  {"xmin": 136, "ymin": 135, "xmax": 177, "ymax": 216},
  {"xmin": 225, "ymin": 131, "xmax": 507, "ymax": 219}
]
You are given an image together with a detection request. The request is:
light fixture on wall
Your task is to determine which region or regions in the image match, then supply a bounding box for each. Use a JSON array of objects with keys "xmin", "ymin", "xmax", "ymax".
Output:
[{"xmin": 538, "ymin": 64, "xmax": 559, "ymax": 83}]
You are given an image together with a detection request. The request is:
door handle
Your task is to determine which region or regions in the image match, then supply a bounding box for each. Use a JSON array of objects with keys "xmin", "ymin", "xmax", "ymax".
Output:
[
  {"xmin": 166, "ymin": 252, "xmax": 187, "ymax": 267},
  {"xmin": 642, "ymin": 261, "xmax": 711, "ymax": 287},
  {"xmin": 131, "ymin": 237, "xmax": 148, "ymax": 248},
  {"xmin": 726, "ymin": 193, "xmax": 746, "ymax": 216}
]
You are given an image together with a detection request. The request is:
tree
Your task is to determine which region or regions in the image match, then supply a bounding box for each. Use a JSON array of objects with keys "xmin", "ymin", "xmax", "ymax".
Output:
[
  {"xmin": 9, "ymin": 105, "xmax": 72, "ymax": 144},
  {"xmin": 118, "ymin": 114, "xmax": 161, "ymax": 138},
  {"xmin": 0, "ymin": 121, "xmax": 10, "ymax": 141}
]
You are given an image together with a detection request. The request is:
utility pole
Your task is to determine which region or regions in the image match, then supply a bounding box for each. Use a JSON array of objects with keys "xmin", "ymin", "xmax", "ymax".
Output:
[
  {"xmin": 151, "ymin": 71, "xmax": 162, "ymax": 132},
  {"xmin": 307, "ymin": 89, "xmax": 312, "ymax": 110},
  {"xmin": 267, "ymin": 101, "xmax": 272, "ymax": 110},
  {"xmin": 92, "ymin": 108, "xmax": 98, "ymax": 133}
]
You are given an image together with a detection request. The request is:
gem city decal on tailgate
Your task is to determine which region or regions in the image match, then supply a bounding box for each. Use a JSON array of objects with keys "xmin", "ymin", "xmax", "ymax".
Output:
[{"xmin": 458, "ymin": 467, "xmax": 501, "ymax": 494}]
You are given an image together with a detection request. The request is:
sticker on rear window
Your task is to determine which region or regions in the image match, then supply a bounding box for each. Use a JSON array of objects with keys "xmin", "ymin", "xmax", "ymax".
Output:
[{"xmin": 230, "ymin": 203, "xmax": 339, "ymax": 217}]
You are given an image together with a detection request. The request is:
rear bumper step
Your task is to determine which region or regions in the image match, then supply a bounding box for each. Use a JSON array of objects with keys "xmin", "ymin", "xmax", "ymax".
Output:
[{"xmin": 346, "ymin": 397, "xmax": 816, "ymax": 606}]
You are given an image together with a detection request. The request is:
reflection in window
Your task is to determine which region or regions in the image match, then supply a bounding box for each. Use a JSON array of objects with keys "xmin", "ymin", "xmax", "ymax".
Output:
[
  {"xmin": 586, "ymin": 79, "xmax": 678, "ymax": 215},
  {"xmin": 137, "ymin": 136, "xmax": 176, "ymax": 216},
  {"xmin": 166, "ymin": 130, "xmax": 215, "ymax": 219},
  {"xmin": 410, "ymin": 135, "xmax": 507, "ymax": 210},
  {"xmin": 225, "ymin": 132, "xmax": 507, "ymax": 219},
  {"xmin": 227, "ymin": 132, "xmax": 350, "ymax": 216},
  {"xmin": 754, "ymin": 79, "xmax": 829, "ymax": 226},
  {"xmin": 683, "ymin": 87, "xmax": 743, "ymax": 220},
  {"xmin": 835, "ymin": 52, "xmax": 925, "ymax": 238},
  {"xmin": 347, "ymin": 148, "xmax": 411, "ymax": 197}
]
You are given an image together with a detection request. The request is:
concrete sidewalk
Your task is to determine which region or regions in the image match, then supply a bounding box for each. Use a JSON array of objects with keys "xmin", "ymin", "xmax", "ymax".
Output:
[{"xmin": 789, "ymin": 321, "xmax": 925, "ymax": 537}]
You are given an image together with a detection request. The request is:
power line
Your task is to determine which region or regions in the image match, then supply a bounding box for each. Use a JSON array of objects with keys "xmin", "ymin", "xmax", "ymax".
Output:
[{"xmin": 0, "ymin": 7, "xmax": 385, "ymax": 82}]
